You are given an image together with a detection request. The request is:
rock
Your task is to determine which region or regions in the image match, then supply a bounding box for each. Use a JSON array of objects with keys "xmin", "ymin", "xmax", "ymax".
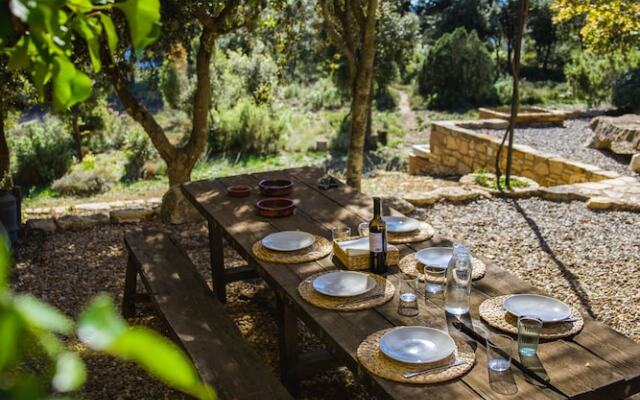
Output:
[
  {"xmin": 26, "ymin": 218, "xmax": 57, "ymax": 233},
  {"xmin": 631, "ymin": 154, "xmax": 640, "ymax": 173},
  {"xmin": 73, "ymin": 202, "xmax": 111, "ymax": 213},
  {"xmin": 160, "ymin": 185, "xmax": 204, "ymax": 225},
  {"xmin": 404, "ymin": 187, "xmax": 490, "ymax": 207},
  {"xmin": 55, "ymin": 213, "xmax": 109, "ymax": 231},
  {"xmin": 586, "ymin": 197, "xmax": 613, "ymax": 210},
  {"xmin": 588, "ymin": 114, "xmax": 640, "ymax": 154},
  {"xmin": 382, "ymin": 196, "xmax": 415, "ymax": 215},
  {"xmin": 110, "ymin": 208, "xmax": 156, "ymax": 223}
]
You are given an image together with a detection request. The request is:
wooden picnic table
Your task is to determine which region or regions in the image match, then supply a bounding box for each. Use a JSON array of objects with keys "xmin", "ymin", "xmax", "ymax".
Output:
[{"xmin": 182, "ymin": 167, "xmax": 640, "ymax": 400}]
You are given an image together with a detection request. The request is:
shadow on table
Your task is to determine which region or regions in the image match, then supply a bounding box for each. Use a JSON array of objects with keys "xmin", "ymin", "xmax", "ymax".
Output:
[{"xmin": 507, "ymin": 198, "xmax": 595, "ymax": 318}]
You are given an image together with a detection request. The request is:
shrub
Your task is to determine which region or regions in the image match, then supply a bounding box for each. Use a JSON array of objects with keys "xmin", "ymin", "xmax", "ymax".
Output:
[
  {"xmin": 51, "ymin": 168, "xmax": 108, "ymax": 196},
  {"xmin": 10, "ymin": 117, "xmax": 74, "ymax": 186},
  {"xmin": 211, "ymin": 99, "xmax": 286, "ymax": 155},
  {"xmin": 418, "ymin": 28, "xmax": 497, "ymax": 109},
  {"xmin": 612, "ymin": 67, "xmax": 640, "ymax": 112},
  {"xmin": 564, "ymin": 52, "xmax": 638, "ymax": 108},
  {"xmin": 305, "ymin": 79, "xmax": 343, "ymax": 111},
  {"xmin": 123, "ymin": 129, "xmax": 159, "ymax": 181},
  {"xmin": 85, "ymin": 101, "xmax": 130, "ymax": 153},
  {"xmin": 159, "ymin": 61, "xmax": 183, "ymax": 110}
]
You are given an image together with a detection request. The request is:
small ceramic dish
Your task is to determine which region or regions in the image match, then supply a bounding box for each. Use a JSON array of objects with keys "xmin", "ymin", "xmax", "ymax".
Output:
[
  {"xmin": 227, "ymin": 185, "xmax": 251, "ymax": 198},
  {"xmin": 258, "ymin": 179, "xmax": 294, "ymax": 196},
  {"xmin": 255, "ymin": 198, "xmax": 295, "ymax": 217}
]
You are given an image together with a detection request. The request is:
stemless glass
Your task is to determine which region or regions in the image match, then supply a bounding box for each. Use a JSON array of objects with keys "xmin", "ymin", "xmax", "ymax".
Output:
[
  {"xmin": 331, "ymin": 226, "xmax": 352, "ymax": 241},
  {"xmin": 423, "ymin": 267, "xmax": 446, "ymax": 297},
  {"xmin": 357, "ymin": 222, "xmax": 369, "ymax": 237},
  {"xmin": 486, "ymin": 334, "xmax": 514, "ymax": 372},
  {"xmin": 518, "ymin": 316, "xmax": 543, "ymax": 357},
  {"xmin": 398, "ymin": 277, "xmax": 419, "ymax": 317}
]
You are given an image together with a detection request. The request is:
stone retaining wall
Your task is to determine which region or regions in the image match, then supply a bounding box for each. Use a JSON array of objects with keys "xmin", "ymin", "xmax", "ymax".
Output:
[
  {"xmin": 478, "ymin": 106, "xmax": 565, "ymax": 126},
  {"xmin": 408, "ymin": 119, "xmax": 620, "ymax": 187}
]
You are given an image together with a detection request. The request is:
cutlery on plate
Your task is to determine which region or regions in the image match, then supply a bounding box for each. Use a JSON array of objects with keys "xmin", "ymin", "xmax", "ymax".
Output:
[
  {"xmin": 335, "ymin": 293, "xmax": 384, "ymax": 308},
  {"xmin": 402, "ymin": 359, "xmax": 465, "ymax": 378}
]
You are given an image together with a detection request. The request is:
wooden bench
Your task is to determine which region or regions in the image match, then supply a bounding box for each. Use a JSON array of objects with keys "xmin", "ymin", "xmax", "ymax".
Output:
[{"xmin": 122, "ymin": 228, "xmax": 292, "ymax": 400}]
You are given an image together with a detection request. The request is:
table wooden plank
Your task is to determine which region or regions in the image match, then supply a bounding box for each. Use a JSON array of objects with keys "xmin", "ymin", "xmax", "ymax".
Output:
[
  {"xmin": 285, "ymin": 167, "xmax": 636, "ymax": 399},
  {"xmin": 182, "ymin": 177, "xmax": 484, "ymax": 400}
]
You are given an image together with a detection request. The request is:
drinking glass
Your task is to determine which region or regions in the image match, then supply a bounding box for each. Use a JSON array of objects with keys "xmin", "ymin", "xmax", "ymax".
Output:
[
  {"xmin": 518, "ymin": 316, "xmax": 543, "ymax": 356},
  {"xmin": 331, "ymin": 226, "xmax": 351, "ymax": 241},
  {"xmin": 423, "ymin": 267, "xmax": 446, "ymax": 297},
  {"xmin": 357, "ymin": 222, "xmax": 369, "ymax": 237},
  {"xmin": 486, "ymin": 334, "xmax": 513, "ymax": 372},
  {"xmin": 398, "ymin": 277, "xmax": 419, "ymax": 317}
]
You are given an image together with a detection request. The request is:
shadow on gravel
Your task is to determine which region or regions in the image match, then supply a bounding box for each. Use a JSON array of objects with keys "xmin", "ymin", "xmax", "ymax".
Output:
[{"xmin": 507, "ymin": 199, "xmax": 596, "ymax": 318}]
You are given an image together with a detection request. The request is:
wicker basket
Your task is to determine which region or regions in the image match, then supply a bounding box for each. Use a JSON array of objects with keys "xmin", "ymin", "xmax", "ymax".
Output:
[{"xmin": 333, "ymin": 236, "xmax": 400, "ymax": 271}]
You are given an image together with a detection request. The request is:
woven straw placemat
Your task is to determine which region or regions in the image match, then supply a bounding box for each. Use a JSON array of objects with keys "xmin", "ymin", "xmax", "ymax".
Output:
[
  {"xmin": 398, "ymin": 253, "xmax": 486, "ymax": 283},
  {"xmin": 357, "ymin": 329, "xmax": 475, "ymax": 384},
  {"xmin": 387, "ymin": 222, "xmax": 435, "ymax": 244},
  {"xmin": 479, "ymin": 295, "xmax": 584, "ymax": 339},
  {"xmin": 298, "ymin": 271, "xmax": 395, "ymax": 311},
  {"xmin": 252, "ymin": 235, "xmax": 332, "ymax": 264}
]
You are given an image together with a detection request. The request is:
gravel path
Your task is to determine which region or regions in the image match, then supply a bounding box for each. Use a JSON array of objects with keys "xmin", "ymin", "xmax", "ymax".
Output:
[
  {"xmin": 481, "ymin": 119, "xmax": 638, "ymax": 177},
  {"xmin": 11, "ymin": 196, "xmax": 640, "ymax": 398}
]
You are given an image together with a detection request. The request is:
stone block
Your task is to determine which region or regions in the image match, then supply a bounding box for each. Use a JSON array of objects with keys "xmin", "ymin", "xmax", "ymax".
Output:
[
  {"xmin": 631, "ymin": 154, "xmax": 640, "ymax": 173},
  {"xmin": 586, "ymin": 197, "xmax": 614, "ymax": 210},
  {"xmin": 26, "ymin": 218, "xmax": 57, "ymax": 233},
  {"xmin": 110, "ymin": 208, "xmax": 156, "ymax": 223},
  {"xmin": 533, "ymin": 161, "xmax": 549, "ymax": 176}
]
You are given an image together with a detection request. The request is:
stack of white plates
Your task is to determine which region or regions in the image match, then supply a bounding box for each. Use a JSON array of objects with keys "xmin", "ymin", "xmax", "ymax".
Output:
[
  {"xmin": 383, "ymin": 216, "xmax": 421, "ymax": 234},
  {"xmin": 312, "ymin": 271, "xmax": 376, "ymax": 297},
  {"xmin": 261, "ymin": 231, "xmax": 315, "ymax": 252},
  {"xmin": 503, "ymin": 294, "xmax": 572, "ymax": 323},
  {"xmin": 379, "ymin": 326, "xmax": 456, "ymax": 364}
]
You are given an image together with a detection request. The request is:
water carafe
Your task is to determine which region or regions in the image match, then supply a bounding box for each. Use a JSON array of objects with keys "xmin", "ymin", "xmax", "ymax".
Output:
[{"xmin": 444, "ymin": 244, "xmax": 473, "ymax": 315}]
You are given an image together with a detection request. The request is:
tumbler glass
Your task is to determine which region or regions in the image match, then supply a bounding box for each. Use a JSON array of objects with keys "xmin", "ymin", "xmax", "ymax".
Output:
[
  {"xmin": 331, "ymin": 226, "xmax": 352, "ymax": 241},
  {"xmin": 487, "ymin": 334, "xmax": 514, "ymax": 372},
  {"xmin": 518, "ymin": 316, "xmax": 543, "ymax": 357},
  {"xmin": 398, "ymin": 277, "xmax": 419, "ymax": 317}
]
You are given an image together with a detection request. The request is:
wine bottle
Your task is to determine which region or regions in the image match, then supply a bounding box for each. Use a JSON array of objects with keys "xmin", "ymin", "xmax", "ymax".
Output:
[{"xmin": 369, "ymin": 197, "xmax": 388, "ymax": 274}]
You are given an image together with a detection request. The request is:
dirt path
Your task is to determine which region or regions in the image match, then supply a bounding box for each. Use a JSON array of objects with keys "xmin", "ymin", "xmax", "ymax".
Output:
[{"xmin": 395, "ymin": 89, "xmax": 430, "ymax": 153}]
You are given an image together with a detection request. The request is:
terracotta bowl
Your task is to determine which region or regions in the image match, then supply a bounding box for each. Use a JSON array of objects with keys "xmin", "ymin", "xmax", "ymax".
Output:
[
  {"xmin": 255, "ymin": 198, "xmax": 295, "ymax": 218},
  {"xmin": 227, "ymin": 185, "xmax": 251, "ymax": 198},
  {"xmin": 258, "ymin": 179, "xmax": 294, "ymax": 197}
]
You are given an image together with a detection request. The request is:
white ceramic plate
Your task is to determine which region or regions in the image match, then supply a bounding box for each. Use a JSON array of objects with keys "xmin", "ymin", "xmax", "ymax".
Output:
[
  {"xmin": 382, "ymin": 216, "xmax": 420, "ymax": 233},
  {"xmin": 415, "ymin": 247, "xmax": 454, "ymax": 269},
  {"xmin": 504, "ymin": 294, "xmax": 572, "ymax": 322},
  {"xmin": 379, "ymin": 326, "xmax": 456, "ymax": 364},
  {"xmin": 261, "ymin": 231, "xmax": 315, "ymax": 252},
  {"xmin": 312, "ymin": 271, "xmax": 376, "ymax": 297}
]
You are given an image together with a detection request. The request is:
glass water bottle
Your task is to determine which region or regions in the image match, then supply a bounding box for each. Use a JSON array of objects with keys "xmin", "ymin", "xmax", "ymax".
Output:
[{"xmin": 444, "ymin": 245, "xmax": 473, "ymax": 315}]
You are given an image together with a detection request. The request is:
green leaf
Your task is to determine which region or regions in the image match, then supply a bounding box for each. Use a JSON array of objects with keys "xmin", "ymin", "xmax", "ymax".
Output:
[
  {"xmin": 51, "ymin": 56, "xmax": 93, "ymax": 110},
  {"xmin": 14, "ymin": 294, "xmax": 73, "ymax": 335},
  {"xmin": 66, "ymin": 0, "xmax": 93, "ymax": 14},
  {"xmin": 110, "ymin": 327, "xmax": 215, "ymax": 400},
  {"xmin": 76, "ymin": 294, "xmax": 126, "ymax": 351},
  {"xmin": 7, "ymin": 374, "xmax": 43, "ymax": 400},
  {"xmin": 52, "ymin": 352, "xmax": 86, "ymax": 392},
  {"xmin": 99, "ymin": 14, "xmax": 119, "ymax": 54},
  {"xmin": 0, "ymin": 230, "xmax": 10, "ymax": 293},
  {"xmin": 7, "ymin": 36, "xmax": 30, "ymax": 70},
  {"xmin": 0, "ymin": 309, "xmax": 22, "ymax": 371},
  {"xmin": 115, "ymin": 0, "xmax": 161, "ymax": 51},
  {"xmin": 72, "ymin": 16, "xmax": 102, "ymax": 72},
  {"xmin": 32, "ymin": 61, "xmax": 52, "ymax": 100}
]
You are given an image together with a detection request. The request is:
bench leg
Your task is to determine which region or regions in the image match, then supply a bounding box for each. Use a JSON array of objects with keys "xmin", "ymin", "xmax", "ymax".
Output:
[
  {"xmin": 122, "ymin": 253, "xmax": 138, "ymax": 318},
  {"xmin": 208, "ymin": 220, "xmax": 227, "ymax": 303},
  {"xmin": 277, "ymin": 295, "xmax": 299, "ymax": 396}
]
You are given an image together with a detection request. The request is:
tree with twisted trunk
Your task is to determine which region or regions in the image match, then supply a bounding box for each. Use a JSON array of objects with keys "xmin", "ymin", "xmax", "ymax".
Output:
[{"xmin": 320, "ymin": 0, "xmax": 378, "ymax": 191}]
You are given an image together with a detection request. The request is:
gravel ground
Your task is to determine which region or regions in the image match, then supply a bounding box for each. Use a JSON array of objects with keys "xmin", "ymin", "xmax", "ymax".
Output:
[
  {"xmin": 11, "ymin": 196, "xmax": 640, "ymax": 398},
  {"xmin": 481, "ymin": 119, "xmax": 638, "ymax": 177}
]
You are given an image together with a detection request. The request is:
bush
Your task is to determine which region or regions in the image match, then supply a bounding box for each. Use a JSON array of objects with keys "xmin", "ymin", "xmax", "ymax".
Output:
[
  {"xmin": 123, "ymin": 129, "xmax": 159, "ymax": 181},
  {"xmin": 495, "ymin": 79, "xmax": 572, "ymax": 106},
  {"xmin": 305, "ymin": 79, "xmax": 343, "ymax": 111},
  {"xmin": 159, "ymin": 61, "xmax": 183, "ymax": 110},
  {"xmin": 10, "ymin": 117, "xmax": 74, "ymax": 186},
  {"xmin": 211, "ymin": 99, "xmax": 286, "ymax": 155},
  {"xmin": 51, "ymin": 168, "xmax": 107, "ymax": 196},
  {"xmin": 612, "ymin": 67, "xmax": 640, "ymax": 112},
  {"xmin": 85, "ymin": 101, "xmax": 130, "ymax": 153},
  {"xmin": 418, "ymin": 28, "xmax": 497, "ymax": 109},
  {"xmin": 564, "ymin": 52, "xmax": 638, "ymax": 108}
]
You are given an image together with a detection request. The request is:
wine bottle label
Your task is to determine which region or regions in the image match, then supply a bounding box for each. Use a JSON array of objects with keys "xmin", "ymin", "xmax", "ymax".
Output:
[{"xmin": 369, "ymin": 232, "xmax": 385, "ymax": 253}]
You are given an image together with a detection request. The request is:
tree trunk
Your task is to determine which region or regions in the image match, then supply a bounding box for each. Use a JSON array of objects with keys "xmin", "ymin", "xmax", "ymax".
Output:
[
  {"xmin": 166, "ymin": 157, "xmax": 192, "ymax": 186},
  {"xmin": 70, "ymin": 113, "xmax": 83, "ymax": 161},
  {"xmin": 345, "ymin": 0, "xmax": 378, "ymax": 191},
  {"xmin": 0, "ymin": 96, "xmax": 11, "ymax": 190}
]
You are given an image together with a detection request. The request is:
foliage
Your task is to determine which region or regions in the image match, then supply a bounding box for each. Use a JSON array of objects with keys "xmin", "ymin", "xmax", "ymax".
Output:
[
  {"xmin": 0, "ymin": 0, "xmax": 161, "ymax": 110},
  {"xmin": 528, "ymin": 0, "xmax": 558, "ymax": 70},
  {"xmin": 612, "ymin": 68, "xmax": 640, "ymax": 113},
  {"xmin": 159, "ymin": 61, "xmax": 184, "ymax": 110},
  {"xmin": 418, "ymin": 28, "xmax": 497, "ymax": 109},
  {"xmin": 305, "ymin": 79, "xmax": 344, "ymax": 110},
  {"xmin": 474, "ymin": 172, "xmax": 529, "ymax": 189},
  {"xmin": 418, "ymin": 0, "xmax": 495, "ymax": 41},
  {"xmin": 495, "ymin": 78, "xmax": 572, "ymax": 105},
  {"xmin": 0, "ymin": 235, "xmax": 214, "ymax": 399},
  {"xmin": 551, "ymin": 0, "xmax": 640, "ymax": 54},
  {"xmin": 124, "ymin": 129, "xmax": 160, "ymax": 182},
  {"xmin": 51, "ymin": 168, "xmax": 108, "ymax": 196},
  {"xmin": 211, "ymin": 99, "xmax": 286, "ymax": 155},
  {"xmin": 564, "ymin": 51, "xmax": 638, "ymax": 107},
  {"xmin": 85, "ymin": 105, "xmax": 132, "ymax": 154},
  {"xmin": 10, "ymin": 117, "xmax": 74, "ymax": 187},
  {"xmin": 232, "ymin": 46, "xmax": 279, "ymax": 105}
]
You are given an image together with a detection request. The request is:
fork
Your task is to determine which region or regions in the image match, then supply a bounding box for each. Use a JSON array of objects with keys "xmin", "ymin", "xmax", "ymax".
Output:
[{"xmin": 402, "ymin": 359, "xmax": 466, "ymax": 379}]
